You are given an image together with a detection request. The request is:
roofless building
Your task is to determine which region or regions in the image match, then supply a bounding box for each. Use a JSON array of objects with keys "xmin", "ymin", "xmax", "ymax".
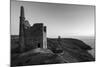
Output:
[{"xmin": 19, "ymin": 6, "xmax": 47, "ymax": 52}]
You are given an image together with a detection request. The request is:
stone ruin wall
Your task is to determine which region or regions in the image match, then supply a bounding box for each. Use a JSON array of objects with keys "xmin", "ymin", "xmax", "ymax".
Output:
[
  {"xmin": 19, "ymin": 6, "xmax": 47, "ymax": 52},
  {"xmin": 24, "ymin": 23, "xmax": 47, "ymax": 50},
  {"xmin": 43, "ymin": 26, "xmax": 47, "ymax": 48}
]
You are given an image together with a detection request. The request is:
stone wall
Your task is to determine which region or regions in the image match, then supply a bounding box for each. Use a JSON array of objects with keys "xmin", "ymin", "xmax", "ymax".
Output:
[
  {"xmin": 24, "ymin": 23, "xmax": 44, "ymax": 50},
  {"xmin": 19, "ymin": 6, "xmax": 47, "ymax": 52},
  {"xmin": 43, "ymin": 26, "xmax": 47, "ymax": 48}
]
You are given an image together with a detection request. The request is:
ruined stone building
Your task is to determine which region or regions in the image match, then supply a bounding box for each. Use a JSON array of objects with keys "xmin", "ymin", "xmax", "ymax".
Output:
[{"xmin": 19, "ymin": 6, "xmax": 47, "ymax": 52}]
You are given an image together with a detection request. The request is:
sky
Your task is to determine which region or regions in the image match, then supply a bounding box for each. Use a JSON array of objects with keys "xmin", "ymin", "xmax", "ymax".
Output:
[{"xmin": 11, "ymin": 0, "xmax": 95, "ymax": 38}]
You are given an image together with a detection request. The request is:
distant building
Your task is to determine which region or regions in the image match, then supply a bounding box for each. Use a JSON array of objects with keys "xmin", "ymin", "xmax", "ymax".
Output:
[{"xmin": 19, "ymin": 6, "xmax": 47, "ymax": 52}]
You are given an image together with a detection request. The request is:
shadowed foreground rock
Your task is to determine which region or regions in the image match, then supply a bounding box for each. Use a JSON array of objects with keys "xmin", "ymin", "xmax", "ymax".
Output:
[
  {"xmin": 11, "ymin": 36, "xmax": 95, "ymax": 67},
  {"xmin": 11, "ymin": 48, "xmax": 65, "ymax": 66}
]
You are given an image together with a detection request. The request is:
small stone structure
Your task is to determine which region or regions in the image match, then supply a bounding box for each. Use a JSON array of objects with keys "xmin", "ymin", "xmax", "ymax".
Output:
[{"xmin": 19, "ymin": 6, "xmax": 47, "ymax": 52}]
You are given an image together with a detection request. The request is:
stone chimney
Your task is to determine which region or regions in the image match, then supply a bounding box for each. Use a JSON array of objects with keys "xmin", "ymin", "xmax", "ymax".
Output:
[{"xmin": 19, "ymin": 6, "xmax": 25, "ymax": 52}]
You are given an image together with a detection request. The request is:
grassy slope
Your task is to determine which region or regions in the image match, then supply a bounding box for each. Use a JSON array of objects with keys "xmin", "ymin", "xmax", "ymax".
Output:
[{"xmin": 11, "ymin": 36, "xmax": 95, "ymax": 66}]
